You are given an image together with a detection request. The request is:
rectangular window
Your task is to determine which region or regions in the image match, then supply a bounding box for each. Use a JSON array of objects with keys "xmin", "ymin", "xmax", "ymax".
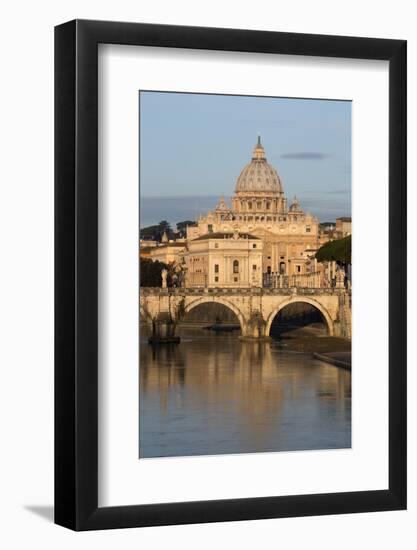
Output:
[
  {"xmin": 208, "ymin": 224, "xmax": 213, "ymax": 232},
  {"xmin": 214, "ymin": 264, "xmax": 219, "ymax": 273},
  {"xmin": 214, "ymin": 243, "xmax": 219, "ymax": 248},
  {"xmin": 252, "ymin": 265, "xmax": 257, "ymax": 270},
  {"xmin": 297, "ymin": 265, "xmax": 301, "ymax": 273},
  {"xmin": 306, "ymin": 226, "xmax": 311, "ymax": 233},
  {"xmin": 234, "ymin": 277, "xmax": 238, "ymax": 282},
  {"xmin": 214, "ymin": 276, "xmax": 219, "ymax": 282},
  {"xmin": 252, "ymin": 243, "xmax": 257, "ymax": 248}
]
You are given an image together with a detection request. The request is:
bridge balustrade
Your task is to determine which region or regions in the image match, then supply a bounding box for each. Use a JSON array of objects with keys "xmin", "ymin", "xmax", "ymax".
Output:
[{"xmin": 263, "ymin": 271, "xmax": 326, "ymax": 289}]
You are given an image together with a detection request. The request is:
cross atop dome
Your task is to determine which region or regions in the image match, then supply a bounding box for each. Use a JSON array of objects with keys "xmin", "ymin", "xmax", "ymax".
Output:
[{"xmin": 252, "ymin": 134, "xmax": 266, "ymax": 160}]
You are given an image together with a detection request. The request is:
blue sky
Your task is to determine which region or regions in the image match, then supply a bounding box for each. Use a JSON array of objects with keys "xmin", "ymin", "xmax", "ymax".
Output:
[{"xmin": 139, "ymin": 91, "xmax": 351, "ymax": 225}]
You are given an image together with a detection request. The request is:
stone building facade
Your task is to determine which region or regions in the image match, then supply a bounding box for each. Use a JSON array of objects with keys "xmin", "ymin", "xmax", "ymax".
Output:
[
  {"xmin": 184, "ymin": 232, "xmax": 263, "ymax": 288},
  {"xmin": 335, "ymin": 217, "xmax": 352, "ymax": 237},
  {"xmin": 185, "ymin": 137, "xmax": 321, "ymax": 281},
  {"xmin": 149, "ymin": 241, "xmax": 186, "ymax": 264}
]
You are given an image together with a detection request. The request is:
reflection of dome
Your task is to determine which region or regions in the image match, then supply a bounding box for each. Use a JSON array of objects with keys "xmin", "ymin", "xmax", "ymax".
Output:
[{"xmin": 235, "ymin": 136, "xmax": 284, "ymax": 194}]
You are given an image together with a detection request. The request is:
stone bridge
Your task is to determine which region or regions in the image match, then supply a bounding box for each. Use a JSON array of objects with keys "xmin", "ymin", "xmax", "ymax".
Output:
[{"xmin": 140, "ymin": 287, "xmax": 351, "ymax": 340}]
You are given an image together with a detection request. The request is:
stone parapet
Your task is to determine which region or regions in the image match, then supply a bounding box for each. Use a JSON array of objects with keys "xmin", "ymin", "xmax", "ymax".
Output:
[{"xmin": 140, "ymin": 287, "xmax": 351, "ymax": 341}]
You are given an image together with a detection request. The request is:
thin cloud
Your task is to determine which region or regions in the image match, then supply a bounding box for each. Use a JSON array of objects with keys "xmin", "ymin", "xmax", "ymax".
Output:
[{"xmin": 280, "ymin": 152, "xmax": 330, "ymax": 160}]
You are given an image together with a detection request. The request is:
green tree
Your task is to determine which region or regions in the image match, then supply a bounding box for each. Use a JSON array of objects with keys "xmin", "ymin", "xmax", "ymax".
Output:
[
  {"xmin": 315, "ymin": 235, "xmax": 351, "ymax": 265},
  {"xmin": 176, "ymin": 220, "xmax": 196, "ymax": 238},
  {"xmin": 140, "ymin": 258, "xmax": 172, "ymax": 287},
  {"xmin": 157, "ymin": 220, "xmax": 172, "ymax": 236},
  {"xmin": 140, "ymin": 220, "xmax": 174, "ymax": 241},
  {"xmin": 140, "ymin": 224, "xmax": 161, "ymax": 241}
]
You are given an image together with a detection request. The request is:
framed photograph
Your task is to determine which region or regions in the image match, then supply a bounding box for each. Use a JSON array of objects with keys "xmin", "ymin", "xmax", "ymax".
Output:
[{"xmin": 55, "ymin": 20, "xmax": 406, "ymax": 530}]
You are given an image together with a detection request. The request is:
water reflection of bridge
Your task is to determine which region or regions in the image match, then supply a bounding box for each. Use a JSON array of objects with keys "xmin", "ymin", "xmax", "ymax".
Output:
[
  {"xmin": 140, "ymin": 287, "xmax": 352, "ymax": 340},
  {"xmin": 139, "ymin": 329, "xmax": 351, "ymax": 457}
]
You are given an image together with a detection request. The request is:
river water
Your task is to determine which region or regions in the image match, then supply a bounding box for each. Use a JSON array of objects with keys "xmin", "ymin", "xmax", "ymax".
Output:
[{"xmin": 139, "ymin": 327, "xmax": 351, "ymax": 458}]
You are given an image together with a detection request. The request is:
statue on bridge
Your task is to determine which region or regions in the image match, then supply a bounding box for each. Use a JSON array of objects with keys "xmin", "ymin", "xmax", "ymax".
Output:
[
  {"xmin": 161, "ymin": 268, "xmax": 168, "ymax": 289},
  {"xmin": 335, "ymin": 267, "xmax": 345, "ymax": 289}
]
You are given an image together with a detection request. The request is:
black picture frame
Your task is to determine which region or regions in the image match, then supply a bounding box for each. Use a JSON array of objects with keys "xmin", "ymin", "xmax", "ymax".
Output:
[{"xmin": 55, "ymin": 19, "xmax": 407, "ymax": 531}]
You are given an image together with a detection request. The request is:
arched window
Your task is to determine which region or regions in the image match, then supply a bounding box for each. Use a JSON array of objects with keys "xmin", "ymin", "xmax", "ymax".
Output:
[
  {"xmin": 248, "ymin": 202, "xmax": 252, "ymax": 210},
  {"xmin": 233, "ymin": 260, "xmax": 239, "ymax": 274},
  {"xmin": 257, "ymin": 201, "xmax": 262, "ymax": 209}
]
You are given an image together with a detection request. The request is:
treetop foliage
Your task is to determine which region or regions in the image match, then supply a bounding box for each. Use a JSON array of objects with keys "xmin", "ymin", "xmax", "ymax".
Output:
[
  {"xmin": 140, "ymin": 258, "xmax": 171, "ymax": 287},
  {"xmin": 315, "ymin": 235, "xmax": 351, "ymax": 264},
  {"xmin": 140, "ymin": 219, "xmax": 196, "ymax": 241}
]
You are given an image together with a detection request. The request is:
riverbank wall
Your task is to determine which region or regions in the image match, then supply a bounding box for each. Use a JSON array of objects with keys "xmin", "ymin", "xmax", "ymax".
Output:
[{"xmin": 313, "ymin": 351, "xmax": 351, "ymax": 370}]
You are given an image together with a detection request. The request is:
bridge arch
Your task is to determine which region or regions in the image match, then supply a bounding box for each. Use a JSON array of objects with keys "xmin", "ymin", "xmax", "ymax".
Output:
[
  {"xmin": 265, "ymin": 296, "xmax": 334, "ymax": 336},
  {"xmin": 183, "ymin": 296, "xmax": 246, "ymax": 331}
]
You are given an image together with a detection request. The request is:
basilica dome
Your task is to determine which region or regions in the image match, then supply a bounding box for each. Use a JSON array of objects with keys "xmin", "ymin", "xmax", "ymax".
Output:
[{"xmin": 235, "ymin": 136, "xmax": 284, "ymax": 195}]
